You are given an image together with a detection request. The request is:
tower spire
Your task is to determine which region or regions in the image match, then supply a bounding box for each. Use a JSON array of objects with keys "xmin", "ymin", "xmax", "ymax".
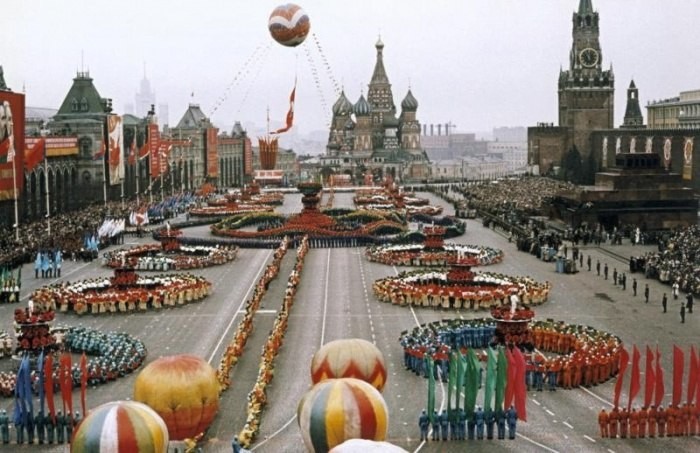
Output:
[
  {"xmin": 370, "ymin": 36, "xmax": 388, "ymax": 84},
  {"xmin": 578, "ymin": 0, "xmax": 594, "ymax": 14}
]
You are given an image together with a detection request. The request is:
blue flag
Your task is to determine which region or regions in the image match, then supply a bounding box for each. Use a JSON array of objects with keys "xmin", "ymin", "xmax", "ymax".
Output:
[{"xmin": 38, "ymin": 350, "xmax": 45, "ymax": 417}]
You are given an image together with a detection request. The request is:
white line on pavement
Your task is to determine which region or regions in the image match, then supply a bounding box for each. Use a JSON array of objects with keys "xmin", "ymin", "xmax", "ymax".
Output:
[
  {"xmin": 546, "ymin": 409, "xmax": 555, "ymax": 416},
  {"xmin": 563, "ymin": 421, "xmax": 574, "ymax": 429},
  {"xmin": 583, "ymin": 434, "xmax": 596, "ymax": 443},
  {"xmin": 579, "ymin": 386, "xmax": 614, "ymax": 407},
  {"xmin": 516, "ymin": 432, "xmax": 560, "ymax": 453},
  {"xmin": 207, "ymin": 249, "xmax": 271, "ymax": 364}
]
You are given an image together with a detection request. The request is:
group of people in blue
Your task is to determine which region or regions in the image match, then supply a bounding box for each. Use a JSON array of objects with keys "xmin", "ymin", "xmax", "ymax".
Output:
[
  {"xmin": 0, "ymin": 407, "xmax": 80, "ymax": 445},
  {"xmin": 419, "ymin": 405, "xmax": 518, "ymax": 441},
  {"xmin": 33, "ymin": 250, "xmax": 62, "ymax": 279}
]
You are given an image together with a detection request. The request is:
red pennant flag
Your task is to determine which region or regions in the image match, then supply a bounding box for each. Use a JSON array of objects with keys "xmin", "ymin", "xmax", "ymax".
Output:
[
  {"xmin": 655, "ymin": 346, "xmax": 665, "ymax": 408},
  {"xmin": 512, "ymin": 346, "xmax": 527, "ymax": 421},
  {"xmin": 644, "ymin": 345, "xmax": 655, "ymax": 408},
  {"xmin": 44, "ymin": 354, "xmax": 56, "ymax": 423},
  {"xmin": 672, "ymin": 345, "xmax": 684, "ymax": 407},
  {"xmin": 628, "ymin": 345, "xmax": 641, "ymax": 410},
  {"xmin": 614, "ymin": 346, "xmax": 629, "ymax": 408},
  {"xmin": 93, "ymin": 141, "xmax": 105, "ymax": 160},
  {"xmin": 24, "ymin": 138, "xmax": 46, "ymax": 172},
  {"xmin": 504, "ymin": 347, "xmax": 516, "ymax": 409},
  {"xmin": 688, "ymin": 346, "xmax": 698, "ymax": 405},
  {"xmin": 138, "ymin": 141, "xmax": 149, "ymax": 160},
  {"xmin": 271, "ymin": 85, "xmax": 296, "ymax": 134},
  {"xmin": 80, "ymin": 352, "xmax": 88, "ymax": 416}
]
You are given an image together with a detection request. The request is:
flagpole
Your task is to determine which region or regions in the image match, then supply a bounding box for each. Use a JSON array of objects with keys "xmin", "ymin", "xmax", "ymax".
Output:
[
  {"xmin": 102, "ymin": 121, "xmax": 108, "ymax": 208},
  {"xmin": 44, "ymin": 157, "xmax": 51, "ymax": 236},
  {"xmin": 136, "ymin": 157, "xmax": 140, "ymax": 206},
  {"xmin": 11, "ymin": 156, "xmax": 19, "ymax": 241}
]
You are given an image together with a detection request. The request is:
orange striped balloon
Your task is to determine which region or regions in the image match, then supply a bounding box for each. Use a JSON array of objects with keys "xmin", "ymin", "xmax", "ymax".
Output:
[
  {"xmin": 311, "ymin": 338, "xmax": 387, "ymax": 391},
  {"xmin": 71, "ymin": 401, "xmax": 168, "ymax": 453},
  {"xmin": 298, "ymin": 378, "xmax": 389, "ymax": 453},
  {"xmin": 268, "ymin": 3, "xmax": 310, "ymax": 47}
]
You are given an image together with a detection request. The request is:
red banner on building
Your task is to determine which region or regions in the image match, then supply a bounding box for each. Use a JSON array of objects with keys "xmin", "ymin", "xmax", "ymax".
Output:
[
  {"xmin": 0, "ymin": 90, "xmax": 25, "ymax": 200},
  {"xmin": 244, "ymin": 136, "xmax": 253, "ymax": 176},
  {"xmin": 148, "ymin": 123, "xmax": 161, "ymax": 178},
  {"xmin": 206, "ymin": 127, "xmax": 219, "ymax": 178},
  {"xmin": 107, "ymin": 114, "xmax": 125, "ymax": 185}
]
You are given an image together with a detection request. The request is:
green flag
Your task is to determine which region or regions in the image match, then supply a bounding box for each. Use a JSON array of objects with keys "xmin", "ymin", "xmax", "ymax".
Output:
[
  {"xmin": 427, "ymin": 355, "xmax": 435, "ymax": 424},
  {"xmin": 447, "ymin": 352, "xmax": 456, "ymax": 417},
  {"xmin": 454, "ymin": 350, "xmax": 465, "ymax": 415},
  {"xmin": 495, "ymin": 346, "xmax": 507, "ymax": 412},
  {"xmin": 484, "ymin": 347, "xmax": 498, "ymax": 413},
  {"xmin": 465, "ymin": 349, "xmax": 480, "ymax": 419}
]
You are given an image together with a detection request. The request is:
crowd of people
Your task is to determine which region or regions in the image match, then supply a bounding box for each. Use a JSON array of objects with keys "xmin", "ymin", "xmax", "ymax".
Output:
[
  {"xmin": 419, "ymin": 405, "xmax": 518, "ymax": 441},
  {"xmin": 638, "ymin": 225, "xmax": 700, "ymax": 296},
  {"xmin": 102, "ymin": 243, "xmax": 238, "ymax": 271},
  {"xmin": 599, "ymin": 404, "xmax": 699, "ymax": 439}
]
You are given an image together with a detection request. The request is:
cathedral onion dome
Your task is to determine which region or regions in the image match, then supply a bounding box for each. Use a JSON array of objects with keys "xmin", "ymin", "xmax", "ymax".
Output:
[
  {"xmin": 401, "ymin": 89, "xmax": 418, "ymax": 111},
  {"xmin": 354, "ymin": 94, "xmax": 371, "ymax": 116},
  {"xmin": 231, "ymin": 121, "xmax": 245, "ymax": 137},
  {"xmin": 332, "ymin": 91, "xmax": 353, "ymax": 116}
]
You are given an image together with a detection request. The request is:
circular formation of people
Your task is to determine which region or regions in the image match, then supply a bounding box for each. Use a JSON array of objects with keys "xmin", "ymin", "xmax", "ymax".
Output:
[
  {"xmin": 365, "ymin": 242, "xmax": 504, "ymax": 267},
  {"xmin": 102, "ymin": 243, "xmax": 238, "ymax": 271},
  {"xmin": 29, "ymin": 273, "xmax": 211, "ymax": 315}
]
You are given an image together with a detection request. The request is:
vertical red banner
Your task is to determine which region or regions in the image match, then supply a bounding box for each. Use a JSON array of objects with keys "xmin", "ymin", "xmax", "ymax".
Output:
[
  {"xmin": 628, "ymin": 345, "xmax": 641, "ymax": 411},
  {"xmin": 687, "ymin": 346, "xmax": 698, "ymax": 405},
  {"xmin": 148, "ymin": 123, "xmax": 161, "ymax": 178},
  {"xmin": 644, "ymin": 345, "xmax": 655, "ymax": 408},
  {"xmin": 672, "ymin": 345, "xmax": 684, "ymax": 407},
  {"xmin": 655, "ymin": 346, "xmax": 665, "ymax": 408},
  {"xmin": 206, "ymin": 127, "xmax": 219, "ymax": 178},
  {"xmin": 614, "ymin": 346, "xmax": 629, "ymax": 408},
  {"xmin": 0, "ymin": 90, "xmax": 25, "ymax": 200}
]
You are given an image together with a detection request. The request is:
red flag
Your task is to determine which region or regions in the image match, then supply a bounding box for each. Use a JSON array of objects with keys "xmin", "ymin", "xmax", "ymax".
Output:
[
  {"xmin": 138, "ymin": 142, "xmax": 149, "ymax": 160},
  {"xmin": 128, "ymin": 139, "xmax": 136, "ymax": 166},
  {"xmin": 672, "ymin": 345, "xmax": 684, "ymax": 407},
  {"xmin": 655, "ymin": 346, "xmax": 665, "ymax": 408},
  {"xmin": 24, "ymin": 138, "xmax": 46, "ymax": 171},
  {"xmin": 688, "ymin": 346, "xmax": 698, "ymax": 405},
  {"xmin": 60, "ymin": 352, "xmax": 73, "ymax": 415},
  {"xmin": 512, "ymin": 346, "xmax": 527, "ymax": 421},
  {"xmin": 628, "ymin": 345, "xmax": 641, "ymax": 410},
  {"xmin": 80, "ymin": 352, "xmax": 88, "ymax": 416},
  {"xmin": 504, "ymin": 347, "xmax": 516, "ymax": 409},
  {"xmin": 644, "ymin": 345, "xmax": 655, "ymax": 408},
  {"xmin": 44, "ymin": 354, "xmax": 56, "ymax": 423},
  {"xmin": 271, "ymin": 85, "xmax": 296, "ymax": 134},
  {"xmin": 614, "ymin": 346, "xmax": 629, "ymax": 408}
]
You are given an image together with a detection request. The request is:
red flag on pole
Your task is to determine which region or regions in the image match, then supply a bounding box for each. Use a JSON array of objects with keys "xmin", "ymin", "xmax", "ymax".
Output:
[
  {"xmin": 24, "ymin": 138, "xmax": 46, "ymax": 172},
  {"xmin": 614, "ymin": 346, "xmax": 629, "ymax": 408},
  {"xmin": 628, "ymin": 345, "xmax": 641, "ymax": 411},
  {"xmin": 688, "ymin": 346, "xmax": 698, "ymax": 405},
  {"xmin": 512, "ymin": 346, "xmax": 527, "ymax": 421},
  {"xmin": 655, "ymin": 346, "xmax": 665, "ymax": 408},
  {"xmin": 80, "ymin": 352, "xmax": 88, "ymax": 416},
  {"xmin": 672, "ymin": 345, "xmax": 684, "ymax": 407},
  {"xmin": 44, "ymin": 354, "xmax": 56, "ymax": 423},
  {"xmin": 128, "ymin": 139, "xmax": 136, "ymax": 166},
  {"xmin": 644, "ymin": 345, "xmax": 655, "ymax": 408},
  {"xmin": 271, "ymin": 84, "xmax": 296, "ymax": 134}
]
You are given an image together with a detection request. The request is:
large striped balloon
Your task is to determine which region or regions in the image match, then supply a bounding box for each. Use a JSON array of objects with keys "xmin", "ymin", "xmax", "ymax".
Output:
[
  {"xmin": 268, "ymin": 3, "xmax": 310, "ymax": 47},
  {"xmin": 297, "ymin": 378, "xmax": 388, "ymax": 453},
  {"xmin": 311, "ymin": 338, "xmax": 387, "ymax": 392},
  {"xmin": 329, "ymin": 439, "xmax": 409, "ymax": 453},
  {"xmin": 71, "ymin": 401, "xmax": 168, "ymax": 453}
]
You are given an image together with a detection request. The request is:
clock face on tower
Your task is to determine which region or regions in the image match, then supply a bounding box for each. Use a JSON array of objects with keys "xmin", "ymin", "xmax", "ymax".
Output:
[{"xmin": 579, "ymin": 48, "xmax": 599, "ymax": 68}]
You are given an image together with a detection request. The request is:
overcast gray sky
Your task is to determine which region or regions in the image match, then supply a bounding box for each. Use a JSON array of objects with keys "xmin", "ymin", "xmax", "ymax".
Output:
[{"xmin": 4, "ymin": 0, "xmax": 700, "ymax": 135}]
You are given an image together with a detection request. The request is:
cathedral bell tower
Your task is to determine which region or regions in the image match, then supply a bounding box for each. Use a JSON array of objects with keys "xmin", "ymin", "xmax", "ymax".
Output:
[{"xmin": 558, "ymin": 0, "xmax": 614, "ymax": 158}]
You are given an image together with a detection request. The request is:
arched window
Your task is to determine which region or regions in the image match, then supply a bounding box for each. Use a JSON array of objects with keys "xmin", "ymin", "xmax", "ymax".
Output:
[
  {"xmin": 71, "ymin": 98, "xmax": 79, "ymax": 112},
  {"xmin": 80, "ymin": 97, "xmax": 89, "ymax": 112}
]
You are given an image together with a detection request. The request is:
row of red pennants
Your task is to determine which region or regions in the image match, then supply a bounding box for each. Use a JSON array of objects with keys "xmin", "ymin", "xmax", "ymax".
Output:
[
  {"xmin": 614, "ymin": 345, "xmax": 700, "ymax": 410},
  {"xmin": 426, "ymin": 346, "xmax": 527, "ymax": 424},
  {"xmin": 13, "ymin": 351, "xmax": 88, "ymax": 426}
]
